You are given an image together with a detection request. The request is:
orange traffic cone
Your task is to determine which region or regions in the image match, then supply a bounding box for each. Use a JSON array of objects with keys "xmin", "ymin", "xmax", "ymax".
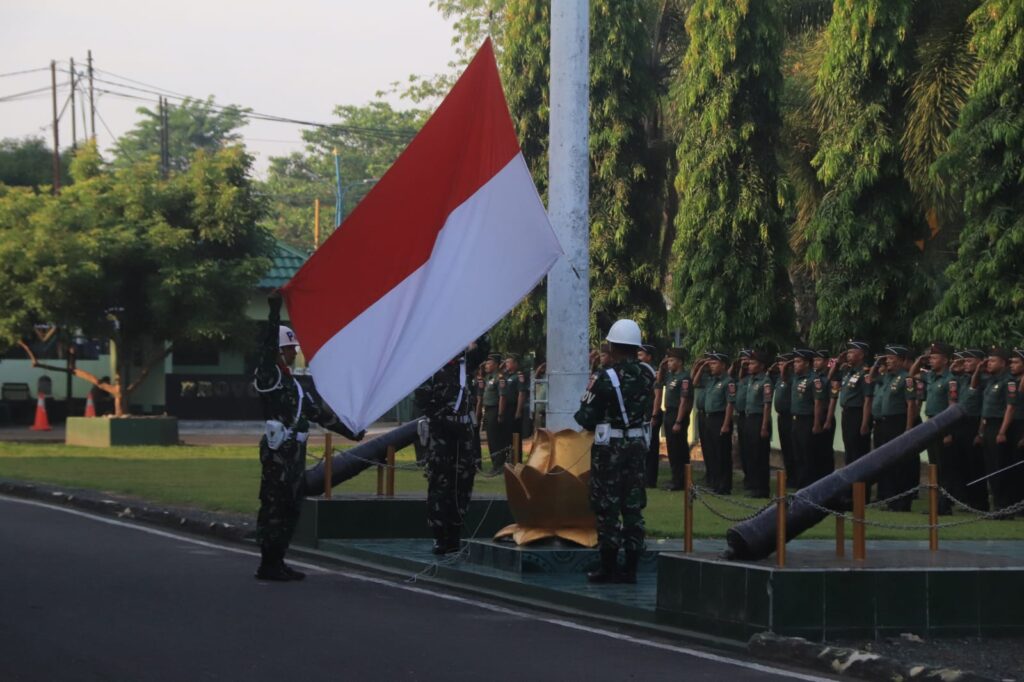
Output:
[
  {"xmin": 30, "ymin": 392, "xmax": 52, "ymax": 431},
  {"xmin": 84, "ymin": 393, "xmax": 97, "ymax": 418}
]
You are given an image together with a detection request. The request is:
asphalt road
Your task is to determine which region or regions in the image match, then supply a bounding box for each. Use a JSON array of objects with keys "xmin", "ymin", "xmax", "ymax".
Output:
[{"xmin": 0, "ymin": 495, "xmax": 832, "ymax": 682}]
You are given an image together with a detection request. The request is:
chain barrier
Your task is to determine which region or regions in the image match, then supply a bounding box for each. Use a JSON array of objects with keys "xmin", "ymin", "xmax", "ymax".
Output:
[
  {"xmin": 864, "ymin": 485, "xmax": 924, "ymax": 510},
  {"xmin": 690, "ymin": 485, "xmax": 778, "ymax": 523},
  {"xmin": 938, "ymin": 487, "xmax": 1024, "ymax": 521}
]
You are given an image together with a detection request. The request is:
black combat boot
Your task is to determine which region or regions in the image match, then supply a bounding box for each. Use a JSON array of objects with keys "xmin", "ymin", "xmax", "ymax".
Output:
[
  {"xmin": 618, "ymin": 549, "xmax": 640, "ymax": 584},
  {"xmin": 255, "ymin": 547, "xmax": 290, "ymax": 582},
  {"xmin": 431, "ymin": 526, "xmax": 448, "ymax": 555},
  {"xmin": 443, "ymin": 525, "xmax": 462, "ymax": 554},
  {"xmin": 586, "ymin": 548, "xmax": 619, "ymax": 584},
  {"xmin": 279, "ymin": 552, "xmax": 306, "ymax": 581}
]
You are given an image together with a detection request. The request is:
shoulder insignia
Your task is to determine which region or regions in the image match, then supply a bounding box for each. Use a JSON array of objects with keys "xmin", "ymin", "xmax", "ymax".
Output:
[
  {"xmin": 499, "ymin": 378, "xmax": 506, "ymax": 388},
  {"xmin": 728, "ymin": 382, "xmax": 736, "ymax": 396},
  {"xmin": 586, "ymin": 373, "xmax": 598, "ymax": 390},
  {"xmin": 1009, "ymin": 382, "xmax": 1017, "ymax": 395},
  {"xmin": 814, "ymin": 378, "xmax": 822, "ymax": 391},
  {"xmin": 763, "ymin": 383, "xmax": 772, "ymax": 400},
  {"xmin": 681, "ymin": 379, "xmax": 690, "ymax": 390},
  {"xmin": 905, "ymin": 377, "xmax": 915, "ymax": 391},
  {"xmin": 518, "ymin": 372, "xmax": 525, "ymax": 382},
  {"xmin": 580, "ymin": 390, "xmax": 595, "ymax": 404}
]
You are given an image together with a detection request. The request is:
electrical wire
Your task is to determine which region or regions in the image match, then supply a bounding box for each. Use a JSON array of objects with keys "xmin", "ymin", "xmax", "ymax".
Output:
[{"xmin": 0, "ymin": 66, "xmax": 50, "ymax": 79}]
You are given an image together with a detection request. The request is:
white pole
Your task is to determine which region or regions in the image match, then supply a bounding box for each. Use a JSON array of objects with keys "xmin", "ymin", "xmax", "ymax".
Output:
[{"xmin": 545, "ymin": 0, "xmax": 590, "ymax": 431}]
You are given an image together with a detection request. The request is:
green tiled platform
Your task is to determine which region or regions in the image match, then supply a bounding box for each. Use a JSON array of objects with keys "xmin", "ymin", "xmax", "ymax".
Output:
[
  {"xmin": 657, "ymin": 548, "xmax": 1024, "ymax": 641},
  {"xmin": 464, "ymin": 538, "xmax": 672, "ymax": 574}
]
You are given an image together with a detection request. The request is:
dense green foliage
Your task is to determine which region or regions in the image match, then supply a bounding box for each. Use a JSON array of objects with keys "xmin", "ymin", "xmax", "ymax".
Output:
[
  {"xmin": 671, "ymin": 0, "xmax": 793, "ymax": 353},
  {"xmin": 804, "ymin": 0, "xmax": 927, "ymax": 348},
  {"xmin": 915, "ymin": 0, "xmax": 1024, "ymax": 346},
  {"xmin": 0, "ymin": 136, "xmax": 71, "ymax": 189}
]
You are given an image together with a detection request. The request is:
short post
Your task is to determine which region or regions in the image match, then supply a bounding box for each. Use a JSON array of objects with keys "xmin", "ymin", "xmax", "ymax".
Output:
[
  {"xmin": 323, "ymin": 433, "xmax": 333, "ymax": 500},
  {"xmin": 512, "ymin": 432, "xmax": 522, "ymax": 465},
  {"xmin": 376, "ymin": 459, "xmax": 384, "ymax": 497},
  {"xmin": 835, "ymin": 515, "xmax": 845, "ymax": 558},
  {"xmin": 386, "ymin": 445, "xmax": 396, "ymax": 497},
  {"xmin": 928, "ymin": 464, "xmax": 939, "ymax": 551},
  {"xmin": 852, "ymin": 482, "xmax": 866, "ymax": 561},
  {"xmin": 683, "ymin": 463, "xmax": 693, "ymax": 553},
  {"xmin": 775, "ymin": 470, "xmax": 786, "ymax": 568}
]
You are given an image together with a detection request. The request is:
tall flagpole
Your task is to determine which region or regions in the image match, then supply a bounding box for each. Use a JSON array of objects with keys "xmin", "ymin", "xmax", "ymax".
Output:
[{"xmin": 545, "ymin": 0, "xmax": 590, "ymax": 431}]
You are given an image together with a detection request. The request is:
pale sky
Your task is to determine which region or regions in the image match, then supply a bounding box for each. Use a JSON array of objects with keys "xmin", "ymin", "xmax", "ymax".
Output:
[{"xmin": 0, "ymin": 0, "xmax": 459, "ymax": 176}]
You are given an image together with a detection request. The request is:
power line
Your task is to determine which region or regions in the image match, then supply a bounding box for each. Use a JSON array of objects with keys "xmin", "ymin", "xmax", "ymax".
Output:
[
  {"xmin": 0, "ymin": 83, "xmax": 69, "ymax": 103},
  {"xmin": 0, "ymin": 66, "xmax": 50, "ymax": 79}
]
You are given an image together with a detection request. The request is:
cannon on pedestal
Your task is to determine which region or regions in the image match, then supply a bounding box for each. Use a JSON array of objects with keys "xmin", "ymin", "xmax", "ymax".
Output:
[{"xmin": 303, "ymin": 421, "xmax": 420, "ymax": 493}]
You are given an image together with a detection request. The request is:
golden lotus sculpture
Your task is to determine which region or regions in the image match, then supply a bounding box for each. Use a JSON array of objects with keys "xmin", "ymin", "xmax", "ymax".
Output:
[{"xmin": 494, "ymin": 428, "xmax": 597, "ymax": 547}]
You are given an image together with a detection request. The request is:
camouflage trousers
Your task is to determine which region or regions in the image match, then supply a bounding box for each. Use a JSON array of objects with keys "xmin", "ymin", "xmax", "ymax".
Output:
[
  {"xmin": 425, "ymin": 420, "xmax": 477, "ymax": 531},
  {"xmin": 589, "ymin": 439, "xmax": 647, "ymax": 551},
  {"xmin": 256, "ymin": 435, "xmax": 307, "ymax": 553}
]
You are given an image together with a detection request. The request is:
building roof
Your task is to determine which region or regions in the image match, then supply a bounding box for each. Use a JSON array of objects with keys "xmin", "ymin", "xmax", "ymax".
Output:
[{"xmin": 259, "ymin": 241, "xmax": 309, "ymax": 289}]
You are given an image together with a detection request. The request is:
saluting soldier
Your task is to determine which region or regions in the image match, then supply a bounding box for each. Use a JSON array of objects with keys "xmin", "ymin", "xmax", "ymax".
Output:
[
  {"xmin": 498, "ymin": 353, "xmax": 528, "ymax": 456},
  {"xmin": 950, "ymin": 350, "xmax": 988, "ymax": 510},
  {"xmin": 813, "ymin": 349, "xmax": 836, "ymax": 482},
  {"xmin": 734, "ymin": 350, "xmax": 753, "ymax": 493},
  {"xmin": 574, "ymin": 320, "xmax": 653, "ymax": 585},
  {"xmin": 972, "ymin": 346, "xmax": 1020, "ymax": 515},
  {"xmin": 909, "ymin": 343, "xmax": 957, "ymax": 514},
  {"xmin": 480, "ymin": 353, "xmax": 504, "ymax": 471},
  {"xmin": 637, "ymin": 344, "xmax": 662, "ymax": 489},
  {"xmin": 786, "ymin": 348, "xmax": 823, "ymax": 489},
  {"xmin": 664, "ymin": 348, "xmax": 694, "ymax": 491},
  {"xmin": 868, "ymin": 345, "xmax": 918, "ymax": 511},
  {"xmin": 831, "ymin": 340, "xmax": 873, "ymax": 465},
  {"xmin": 772, "ymin": 352, "xmax": 796, "ymax": 486},
  {"xmin": 741, "ymin": 350, "xmax": 773, "ymax": 497},
  {"xmin": 692, "ymin": 351, "xmax": 735, "ymax": 494}
]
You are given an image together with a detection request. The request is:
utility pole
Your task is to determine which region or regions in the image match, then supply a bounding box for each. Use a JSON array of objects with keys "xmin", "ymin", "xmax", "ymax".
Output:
[
  {"xmin": 50, "ymin": 60, "xmax": 61, "ymax": 194},
  {"xmin": 69, "ymin": 58, "xmax": 77, "ymax": 150},
  {"xmin": 87, "ymin": 50, "xmax": 96, "ymax": 140},
  {"xmin": 314, "ymin": 198, "xmax": 321, "ymax": 248},
  {"xmin": 545, "ymin": 0, "xmax": 590, "ymax": 431}
]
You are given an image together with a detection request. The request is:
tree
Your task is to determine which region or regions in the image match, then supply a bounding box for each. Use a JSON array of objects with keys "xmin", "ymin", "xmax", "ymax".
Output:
[
  {"xmin": 111, "ymin": 96, "xmax": 249, "ymax": 171},
  {"xmin": 669, "ymin": 0, "xmax": 793, "ymax": 354},
  {"xmin": 493, "ymin": 0, "xmax": 666, "ymax": 354},
  {"xmin": 0, "ymin": 141, "xmax": 273, "ymax": 415},
  {"xmin": 261, "ymin": 102, "xmax": 425, "ymax": 250},
  {"xmin": 0, "ymin": 136, "xmax": 71, "ymax": 189},
  {"xmin": 914, "ymin": 0, "xmax": 1024, "ymax": 346},
  {"xmin": 804, "ymin": 0, "xmax": 927, "ymax": 348}
]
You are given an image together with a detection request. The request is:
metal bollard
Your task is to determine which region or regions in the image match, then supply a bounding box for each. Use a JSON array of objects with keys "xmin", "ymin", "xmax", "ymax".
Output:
[
  {"xmin": 852, "ymin": 482, "xmax": 866, "ymax": 561},
  {"xmin": 835, "ymin": 515, "xmax": 845, "ymax": 558},
  {"xmin": 776, "ymin": 470, "xmax": 786, "ymax": 568},
  {"xmin": 323, "ymin": 433, "xmax": 333, "ymax": 500},
  {"xmin": 386, "ymin": 446, "xmax": 396, "ymax": 497},
  {"xmin": 684, "ymin": 463, "xmax": 693, "ymax": 553},
  {"xmin": 512, "ymin": 433, "xmax": 522, "ymax": 465},
  {"xmin": 928, "ymin": 464, "xmax": 939, "ymax": 551}
]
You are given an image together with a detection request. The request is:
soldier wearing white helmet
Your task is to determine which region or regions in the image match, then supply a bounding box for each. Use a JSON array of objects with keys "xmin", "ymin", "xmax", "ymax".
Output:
[{"xmin": 574, "ymin": 319, "xmax": 653, "ymax": 585}]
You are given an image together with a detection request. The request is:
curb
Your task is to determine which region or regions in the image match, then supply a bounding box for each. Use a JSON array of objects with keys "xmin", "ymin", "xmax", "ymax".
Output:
[{"xmin": 749, "ymin": 633, "xmax": 1001, "ymax": 682}]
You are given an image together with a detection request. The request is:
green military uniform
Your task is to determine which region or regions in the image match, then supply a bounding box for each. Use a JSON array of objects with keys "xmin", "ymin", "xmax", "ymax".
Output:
[
  {"xmin": 253, "ymin": 300, "xmax": 361, "ymax": 580},
  {"xmin": 415, "ymin": 356, "xmax": 477, "ymax": 554},
  {"xmin": 481, "ymin": 355, "xmax": 503, "ymax": 469},
  {"xmin": 773, "ymin": 353, "xmax": 795, "ymax": 486},
  {"xmin": 574, "ymin": 357, "xmax": 653, "ymax": 566},
  {"xmin": 741, "ymin": 362, "xmax": 773, "ymax": 497},
  {"xmin": 919, "ymin": 343, "xmax": 956, "ymax": 514},
  {"xmin": 734, "ymin": 354, "xmax": 752, "ymax": 493},
  {"xmin": 978, "ymin": 352, "xmax": 1020, "ymax": 513},
  {"xmin": 498, "ymin": 366, "xmax": 519, "ymax": 449},
  {"xmin": 695, "ymin": 372, "xmax": 709, "ymax": 474},
  {"xmin": 873, "ymin": 347, "xmax": 916, "ymax": 511},
  {"xmin": 839, "ymin": 341, "xmax": 872, "ymax": 465},
  {"xmin": 951, "ymin": 350, "xmax": 988, "ymax": 510},
  {"xmin": 701, "ymin": 355, "xmax": 736, "ymax": 494},
  {"xmin": 662, "ymin": 366, "xmax": 692, "ymax": 490},
  {"xmin": 788, "ymin": 353, "xmax": 822, "ymax": 489},
  {"xmin": 812, "ymin": 353, "xmax": 836, "ymax": 484}
]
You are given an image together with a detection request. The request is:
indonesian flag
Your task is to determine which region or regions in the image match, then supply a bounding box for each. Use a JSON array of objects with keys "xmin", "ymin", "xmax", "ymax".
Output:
[{"xmin": 282, "ymin": 39, "xmax": 562, "ymax": 433}]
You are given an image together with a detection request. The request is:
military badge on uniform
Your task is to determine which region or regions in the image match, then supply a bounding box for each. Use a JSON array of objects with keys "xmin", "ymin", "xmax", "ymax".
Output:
[
  {"xmin": 763, "ymin": 383, "xmax": 772, "ymax": 400},
  {"xmin": 814, "ymin": 378, "xmax": 823, "ymax": 391},
  {"xmin": 949, "ymin": 379, "xmax": 958, "ymax": 401},
  {"xmin": 728, "ymin": 382, "xmax": 736, "ymax": 396},
  {"xmin": 905, "ymin": 377, "xmax": 915, "ymax": 391},
  {"xmin": 680, "ymin": 379, "xmax": 691, "ymax": 397},
  {"xmin": 1009, "ymin": 382, "xmax": 1017, "ymax": 396}
]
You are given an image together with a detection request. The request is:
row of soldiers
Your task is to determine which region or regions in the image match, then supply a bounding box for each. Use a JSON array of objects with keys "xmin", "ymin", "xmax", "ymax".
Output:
[
  {"xmin": 641, "ymin": 341, "xmax": 1024, "ymax": 516},
  {"xmin": 474, "ymin": 352, "xmax": 532, "ymax": 471}
]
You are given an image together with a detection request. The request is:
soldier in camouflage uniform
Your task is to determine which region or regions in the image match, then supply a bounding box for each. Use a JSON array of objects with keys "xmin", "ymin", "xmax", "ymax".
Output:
[
  {"xmin": 253, "ymin": 294, "xmax": 364, "ymax": 581},
  {"xmin": 415, "ymin": 353, "xmax": 477, "ymax": 554},
  {"xmin": 574, "ymin": 319, "xmax": 653, "ymax": 585}
]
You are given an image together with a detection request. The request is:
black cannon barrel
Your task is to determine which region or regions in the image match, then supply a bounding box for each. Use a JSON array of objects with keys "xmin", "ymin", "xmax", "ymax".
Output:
[
  {"xmin": 725, "ymin": 404, "xmax": 965, "ymax": 561},
  {"xmin": 303, "ymin": 421, "xmax": 420, "ymax": 493}
]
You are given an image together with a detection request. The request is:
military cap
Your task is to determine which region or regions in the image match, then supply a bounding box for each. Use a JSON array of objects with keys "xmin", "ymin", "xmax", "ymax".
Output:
[
  {"xmin": 503, "ymin": 352, "xmax": 521, "ymax": 362},
  {"xmin": 792, "ymin": 347, "xmax": 816, "ymax": 360},
  {"xmin": 846, "ymin": 339, "xmax": 871, "ymax": 352},
  {"xmin": 988, "ymin": 346, "xmax": 1010, "ymax": 361},
  {"xmin": 751, "ymin": 350, "xmax": 772, "ymax": 366},
  {"xmin": 883, "ymin": 344, "xmax": 912, "ymax": 358},
  {"xmin": 928, "ymin": 342, "xmax": 954, "ymax": 357},
  {"xmin": 640, "ymin": 343, "xmax": 658, "ymax": 357},
  {"xmin": 1013, "ymin": 348, "xmax": 1024, "ymax": 360},
  {"xmin": 703, "ymin": 350, "xmax": 729, "ymax": 362},
  {"xmin": 487, "ymin": 352, "xmax": 503, "ymax": 363},
  {"xmin": 666, "ymin": 347, "xmax": 686, "ymax": 361},
  {"xmin": 953, "ymin": 350, "xmax": 966, "ymax": 360},
  {"xmin": 815, "ymin": 349, "xmax": 831, "ymax": 359},
  {"xmin": 963, "ymin": 348, "xmax": 987, "ymax": 360},
  {"xmin": 777, "ymin": 351, "xmax": 795, "ymax": 362},
  {"xmin": 739, "ymin": 348, "xmax": 754, "ymax": 359}
]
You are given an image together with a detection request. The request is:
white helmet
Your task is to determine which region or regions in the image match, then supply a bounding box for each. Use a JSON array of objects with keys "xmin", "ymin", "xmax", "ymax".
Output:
[
  {"xmin": 606, "ymin": 319, "xmax": 642, "ymax": 347},
  {"xmin": 279, "ymin": 326, "xmax": 299, "ymax": 348}
]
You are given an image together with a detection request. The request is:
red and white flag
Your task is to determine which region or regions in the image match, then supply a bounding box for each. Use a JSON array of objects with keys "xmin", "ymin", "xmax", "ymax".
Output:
[{"xmin": 282, "ymin": 39, "xmax": 562, "ymax": 433}]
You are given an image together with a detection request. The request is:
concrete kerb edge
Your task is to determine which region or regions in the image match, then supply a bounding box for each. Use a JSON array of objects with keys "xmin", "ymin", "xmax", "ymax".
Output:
[
  {"xmin": 0, "ymin": 478, "xmax": 1001, "ymax": 682},
  {"xmin": 748, "ymin": 633, "xmax": 1001, "ymax": 682}
]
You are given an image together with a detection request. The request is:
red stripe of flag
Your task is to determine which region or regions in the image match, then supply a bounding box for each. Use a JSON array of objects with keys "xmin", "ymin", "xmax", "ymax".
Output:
[{"xmin": 282, "ymin": 39, "xmax": 520, "ymax": 361}]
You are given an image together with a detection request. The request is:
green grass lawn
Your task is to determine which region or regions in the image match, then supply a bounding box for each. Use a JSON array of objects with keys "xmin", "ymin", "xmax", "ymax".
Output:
[{"xmin": 2, "ymin": 441, "xmax": 1023, "ymax": 542}]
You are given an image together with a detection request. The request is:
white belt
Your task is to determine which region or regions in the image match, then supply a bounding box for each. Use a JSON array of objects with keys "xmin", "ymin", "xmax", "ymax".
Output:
[{"xmin": 608, "ymin": 427, "xmax": 644, "ymax": 439}]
